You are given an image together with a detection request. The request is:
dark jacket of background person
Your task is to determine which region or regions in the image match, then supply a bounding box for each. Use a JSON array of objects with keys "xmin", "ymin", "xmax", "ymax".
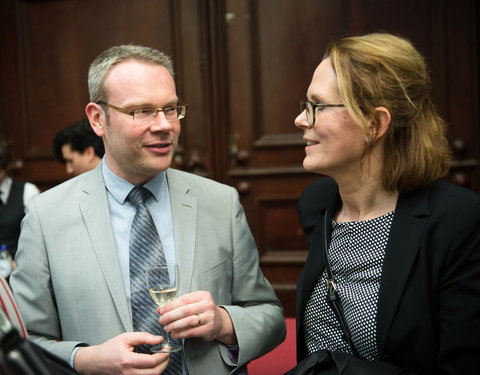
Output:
[
  {"xmin": 0, "ymin": 139, "xmax": 40, "ymax": 257},
  {"xmin": 0, "ymin": 180, "xmax": 24, "ymax": 254},
  {"xmin": 296, "ymin": 177, "xmax": 480, "ymax": 374}
]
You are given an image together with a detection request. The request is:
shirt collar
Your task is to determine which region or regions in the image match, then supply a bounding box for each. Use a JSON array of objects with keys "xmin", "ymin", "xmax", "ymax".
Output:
[
  {"xmin": 101, "ymin": 158, "xmax": 166, "ymax": 205},
  {"xmin": 0, "ymin": 175, "xmax": 12, "ymax": 202}
]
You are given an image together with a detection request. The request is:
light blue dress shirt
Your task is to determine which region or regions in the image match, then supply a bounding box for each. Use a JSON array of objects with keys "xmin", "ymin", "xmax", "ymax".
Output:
[{"xmin": 102, "ymin": 159, "xmax": 176, "ymax": 313}]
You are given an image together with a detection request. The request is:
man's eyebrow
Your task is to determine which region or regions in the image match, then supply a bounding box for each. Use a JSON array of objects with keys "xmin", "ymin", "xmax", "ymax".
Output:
[{"xmin": 130, "ymin": 99, "xmax": 180, "ymax": 108}]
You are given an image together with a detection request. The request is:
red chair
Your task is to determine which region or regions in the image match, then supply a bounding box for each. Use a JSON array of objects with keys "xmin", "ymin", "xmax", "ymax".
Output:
[
  {"xmin": 0, "ymin": 276, "xmax": 27, "ymax": 338},
  {"xmin": 247, "ymin": 318, "xmax": 297, "ymax": 375}
]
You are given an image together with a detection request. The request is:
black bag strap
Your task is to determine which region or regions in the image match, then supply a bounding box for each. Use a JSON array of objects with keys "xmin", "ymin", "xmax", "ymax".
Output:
[{"xmin": 322, "ymin": 211, "xmax": 359, "ymax": 357}]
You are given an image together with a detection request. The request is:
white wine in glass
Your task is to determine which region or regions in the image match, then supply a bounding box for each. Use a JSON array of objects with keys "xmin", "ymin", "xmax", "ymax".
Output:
[
  {"xmin": 149, "ymin": 287, "xmax": 178, "ymax": 306},
  {"xmin": 146, "ymin": 263, "xmax": 182, "ymax": 353}
]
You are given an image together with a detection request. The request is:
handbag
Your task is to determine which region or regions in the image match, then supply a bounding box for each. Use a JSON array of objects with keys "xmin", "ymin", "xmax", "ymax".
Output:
[
  {"xmin": 283, "ymin": 349, "xmax": 409, "ymax": 375},
  {"xmin": 0, "ymin": 308, "xmax": 79, "ymax": 375},
  {"xmin": 285, "ymin": 212, "xmax": 411, "ymax": 375}
]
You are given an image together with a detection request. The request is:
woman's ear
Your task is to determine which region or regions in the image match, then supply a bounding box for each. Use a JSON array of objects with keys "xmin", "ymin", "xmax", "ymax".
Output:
[
  {"xmin": 369, "ymin": 106, "xmax": 391, "ymax": 140},
  {"xmin": 85, "ymin": 102, "xmax": 105, "ymax": 137}
]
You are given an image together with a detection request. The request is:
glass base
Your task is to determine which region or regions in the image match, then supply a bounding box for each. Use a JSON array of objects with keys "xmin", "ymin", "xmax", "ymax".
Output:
[{"xmin": 151, "ymin": 342, "xmax": 182, "ymax": 353}]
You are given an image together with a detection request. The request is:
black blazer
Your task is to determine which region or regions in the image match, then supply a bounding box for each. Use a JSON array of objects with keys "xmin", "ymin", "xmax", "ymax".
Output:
[{"xmin": 296, "ymin": 177, "xmax": 480, "ymax": 375}]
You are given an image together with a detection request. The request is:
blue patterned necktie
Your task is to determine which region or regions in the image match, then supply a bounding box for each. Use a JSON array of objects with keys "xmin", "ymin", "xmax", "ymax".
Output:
[{"xmin": 128, "ymin": 186, "xmax": 182, "ymax": 373}]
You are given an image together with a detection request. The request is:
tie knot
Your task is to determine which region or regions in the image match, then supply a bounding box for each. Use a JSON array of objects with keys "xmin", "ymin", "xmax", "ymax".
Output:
[{"xmin": 128, "ymin": 186, "xmax": 152, "ymax": 206}]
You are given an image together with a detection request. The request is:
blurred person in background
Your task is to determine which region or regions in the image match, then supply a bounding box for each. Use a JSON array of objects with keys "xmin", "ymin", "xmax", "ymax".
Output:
[
  {"xmin": 0, "ymin": 138, "xmax": 40, "ymax": 259},
  {"xmin": 52, "ymin": 119, "xmax": 104, "ymax": 176}
]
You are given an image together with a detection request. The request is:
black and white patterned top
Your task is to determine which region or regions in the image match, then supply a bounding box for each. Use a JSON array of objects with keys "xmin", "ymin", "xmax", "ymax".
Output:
[{"xmin": 303, "ymin": 211, "xmax": 395, "ymax": 361}]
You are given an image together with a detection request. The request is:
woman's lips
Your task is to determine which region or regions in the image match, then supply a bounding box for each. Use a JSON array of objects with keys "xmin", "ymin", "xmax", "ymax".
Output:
[{"xmin": 305, "ymin": 139, "xmax": 319, "ymax": 150}]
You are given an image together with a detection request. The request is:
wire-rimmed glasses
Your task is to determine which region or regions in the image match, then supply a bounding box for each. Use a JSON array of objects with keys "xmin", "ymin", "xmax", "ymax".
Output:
[
  {"xmin": 300, "ymin": 100, "xmax": 344, "ymax": 127},
  {"xmin": 97, "ymin": 101, "xmax": 187, "ymax": 125}
]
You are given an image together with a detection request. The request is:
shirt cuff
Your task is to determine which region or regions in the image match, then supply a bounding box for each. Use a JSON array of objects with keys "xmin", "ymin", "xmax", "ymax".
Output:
[
  {"xmin": 225, "ymin": 344, "xmax": 239, "ymax": 364},
  {"xmin": 69, "ymin": 343, "xmax": 89, "ymax": 368}
]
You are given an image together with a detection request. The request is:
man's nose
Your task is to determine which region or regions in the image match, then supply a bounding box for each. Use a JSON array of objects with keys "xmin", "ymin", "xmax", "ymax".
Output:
[{"xmin": 149, "ymin": 111, "xmax": 173, "ymax": 132}]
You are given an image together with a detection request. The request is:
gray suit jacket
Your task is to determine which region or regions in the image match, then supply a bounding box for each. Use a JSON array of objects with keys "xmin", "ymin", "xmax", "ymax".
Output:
[{"xmin": 10, "ymin": 165, "xmax": 285, "ymax": 375}]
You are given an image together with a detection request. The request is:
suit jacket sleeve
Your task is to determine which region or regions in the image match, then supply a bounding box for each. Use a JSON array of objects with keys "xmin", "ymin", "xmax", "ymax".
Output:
[
  {"xmin": 180, "ymin": 183, "xmax": 286, "ymax": 374},
  {"xmin": 220, "ymin": 188, "xmax": 286, "ymax": 367},
  {"xmin": 10, "ymin": 167, "xmax": 127, "ymax": 365},
  {"xmin": 437, "ymin": 196, "xmax": 480, "ymax": 373},
  {"xmin": 10, "ymin": 197, "xmax": 85, "ymax": 362}
]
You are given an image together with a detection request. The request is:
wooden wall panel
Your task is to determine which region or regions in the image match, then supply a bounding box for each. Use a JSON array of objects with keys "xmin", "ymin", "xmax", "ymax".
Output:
[
  {"xmin": 256, "ymin": 196, "xmax": 308, "ymax": 316},
  {"xmin": 443, "ymin": 1, "xmax": 480, "ymax": 190}
]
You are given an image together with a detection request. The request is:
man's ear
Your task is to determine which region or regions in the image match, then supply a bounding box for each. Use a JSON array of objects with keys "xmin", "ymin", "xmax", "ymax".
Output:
[
  {"xmin": 85, "ymin": 102, "xmax": 105, "ymax": 137},
  {"xmin": 369, "ymin": 106, "xmax": 391, "ymax": 140}
]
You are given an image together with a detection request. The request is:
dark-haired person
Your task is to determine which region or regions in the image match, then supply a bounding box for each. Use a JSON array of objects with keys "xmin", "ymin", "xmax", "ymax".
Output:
[
  {"xmin": 0, "ymin": 139, "xmax": 40, "ymax": 259},
  {"xmin": 52, "ymin": 119, "xmax": 104, "ymax": 176},
  {"xmin": 293, "ymin": 33, "xmax": 480, "ymax": 374}
]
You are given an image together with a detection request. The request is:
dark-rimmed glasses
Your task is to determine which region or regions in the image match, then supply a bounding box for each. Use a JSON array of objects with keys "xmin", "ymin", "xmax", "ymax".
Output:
[
  {"xmin": 96, "ymin": 101, "xmax": 187, "ymax": 124},
  {"xmin": 300, "ymin": 100, "xmax": 344, "ymax": 127}
]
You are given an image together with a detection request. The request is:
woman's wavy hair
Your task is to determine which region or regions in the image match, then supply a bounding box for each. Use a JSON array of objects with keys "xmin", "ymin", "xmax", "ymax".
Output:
[{"xmin": 325, "ymin": 33, "xmax": 450, "ymax": 192}]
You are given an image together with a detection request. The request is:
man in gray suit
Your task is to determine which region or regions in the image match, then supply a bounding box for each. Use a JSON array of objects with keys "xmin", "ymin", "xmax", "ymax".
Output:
[{"xmin": 10, "ymin": 45, "xmax": 285, "ymax": 375}]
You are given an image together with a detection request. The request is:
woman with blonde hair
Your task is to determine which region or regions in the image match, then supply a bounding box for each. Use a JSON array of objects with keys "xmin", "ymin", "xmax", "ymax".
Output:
[{"xmin": 291, "ymin": 33, "xmax": 480, "ymax": 374}]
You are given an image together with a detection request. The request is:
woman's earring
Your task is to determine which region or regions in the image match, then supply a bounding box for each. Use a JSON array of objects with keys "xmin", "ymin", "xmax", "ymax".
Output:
[{"xmin": 365, "ymin": 136, "xmax": 371, "ymax": 144}]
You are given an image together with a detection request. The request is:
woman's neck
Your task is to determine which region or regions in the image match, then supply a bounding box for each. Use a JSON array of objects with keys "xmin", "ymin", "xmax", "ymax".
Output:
[{"xmin": 335, "ymin": 173, "xmax": 398, "ymax": 223}]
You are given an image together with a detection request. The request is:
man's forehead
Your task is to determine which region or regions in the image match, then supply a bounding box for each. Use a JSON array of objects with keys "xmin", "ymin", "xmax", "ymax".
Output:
[
  {"xmin": 61, "ymin": 143, "xmax": 73, "ymax": 153},
  {"xmin": 106, "ymin": 59, "xmax": 171, "ymax": 82},
  {"xmin": 103, "ymin": 60, "xmax": 175, "ymax": 99}
]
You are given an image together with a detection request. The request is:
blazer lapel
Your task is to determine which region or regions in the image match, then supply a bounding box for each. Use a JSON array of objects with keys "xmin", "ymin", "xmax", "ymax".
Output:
[
  {"xmin": 376, "ymin": 186, "xmax": 430, "ymax": 355},
  {"xmin": 166, "ymin": 169, "xmax": 197, "ymax": 296},
  {"xmin": 78, "ymin": 166, "xmax": 132, "ymax": 331},
  {"xmin": 299, "ymin": 189, "xmax": 341, "ymax": 313},
  {"xmin": 298, "ymin": 209, "xmax": 327, "ymax": 312},
  {"xmin": 297, "ymin": 188, "xmax": 340, "ymax": 359}
]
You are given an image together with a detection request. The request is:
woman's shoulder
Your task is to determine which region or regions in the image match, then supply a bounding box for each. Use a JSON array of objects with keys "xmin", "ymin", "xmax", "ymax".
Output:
[
  {"xmin": 400, "ymin": 179, "xmax": 480, "ymax": 226},
  {"xmin": 298, "ymin": 177, "xmax": 338, "ymax": 229},
  {"xmin": 427, "ymin": 179, "xmax": 480, "ymax": 211},
  {"xmin": 299, "ymin": 177, "xmax": 338, "ymax": 207}
]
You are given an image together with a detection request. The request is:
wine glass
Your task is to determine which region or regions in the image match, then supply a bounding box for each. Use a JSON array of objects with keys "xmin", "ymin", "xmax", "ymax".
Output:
[{"xmin": 146, "ymin": 263, "xmax": 182, "ymax": 353}]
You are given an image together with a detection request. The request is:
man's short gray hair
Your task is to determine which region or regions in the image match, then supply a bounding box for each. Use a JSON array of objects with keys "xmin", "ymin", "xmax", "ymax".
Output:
[{"xmin": 88, "ymin": 45, "xmax": 174, "ymax": 102}]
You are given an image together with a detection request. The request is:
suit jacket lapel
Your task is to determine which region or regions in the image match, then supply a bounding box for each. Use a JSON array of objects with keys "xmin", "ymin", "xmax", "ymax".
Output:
[
  {"xmin": 166, "ymin": 169, "xmax": 197, "ymax": 296},
  {"xmin": 78, "ymin": 165, "xmax": 132, "ymax": 331},
  {"xmin": 376, "ymin": 186, "xmax": 430, "ymax": 355}
]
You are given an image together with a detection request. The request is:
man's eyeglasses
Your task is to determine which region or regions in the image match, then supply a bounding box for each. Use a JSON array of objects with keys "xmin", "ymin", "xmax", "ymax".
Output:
[
  {"xmin": 96, "ymin": 101, "xmax": 187, "ymax": 124},
  {"xmin": 300, "ymin": 100, "xmax": 344, "ymax": 127}
]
